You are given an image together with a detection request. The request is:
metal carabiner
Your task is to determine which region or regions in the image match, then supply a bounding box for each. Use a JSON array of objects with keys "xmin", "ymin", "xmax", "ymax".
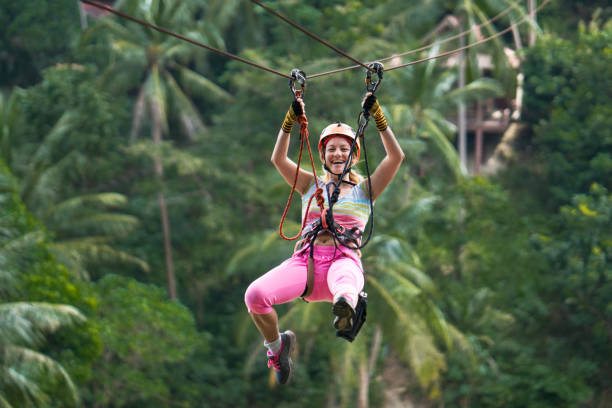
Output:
[
  {"xmin": 289, "ymin": 69, "xmax": 307, "ymax": 99},
  {"xmin": 365, "ymin": 62, "xmax": 384, "ymax": 93},
  {"xmin": 356, "ymin": 110, "xmax": 370, "ymax": 134}
]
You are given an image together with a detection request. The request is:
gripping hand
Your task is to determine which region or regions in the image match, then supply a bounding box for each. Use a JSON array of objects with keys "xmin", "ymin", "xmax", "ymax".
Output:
[
  {"xmin": 281, "ymin": 99, "xmax": 304, "ymax": 133},
  {"xmin": 362, "ymin": 93, "xmax": 387, "ymax": 132}
]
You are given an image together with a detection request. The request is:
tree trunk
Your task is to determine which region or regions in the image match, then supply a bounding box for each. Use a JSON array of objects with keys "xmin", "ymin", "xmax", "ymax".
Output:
[
  {"xmin": 458, "ymin": 31, "xmax": 467, "ymax": 174},
  {"xmin": 528, "ymin": 0, "xmax": 537, "ymax": 46},
  {"xmin": 358, "ymin": 325, "xmax": 383, "ymax": 408},
  {"xmin": 152, "ymin": 101, "xmax": 177, "ymax": 300},
  {"xmin": 77, "ymin": 0, "xmax": 88, "ymax": 30},
  {"xmin": 158, "ymin": 188, "xmax": 176, "ymax": 299},
  {"xmin": 475, "ymin": 101, "xmax": 483, "ymax": 174}
]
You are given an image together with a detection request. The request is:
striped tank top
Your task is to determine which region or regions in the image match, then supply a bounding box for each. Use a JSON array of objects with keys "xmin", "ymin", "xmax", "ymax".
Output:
[{"xmin": 301, "ymin": 177, "xmax": 371, "ymax": 238}]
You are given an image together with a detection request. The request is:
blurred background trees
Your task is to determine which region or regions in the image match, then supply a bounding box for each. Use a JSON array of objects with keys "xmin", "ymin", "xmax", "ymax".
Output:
[{"xmin": 1, "ymin": 0, "xmax": 610, "ymax": 407}]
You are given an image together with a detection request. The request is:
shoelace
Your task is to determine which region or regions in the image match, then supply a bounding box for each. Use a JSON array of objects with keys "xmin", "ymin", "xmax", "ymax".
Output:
[{"xmin": 267, "ymin": 351, "xmax": 281, "ymax": 370}]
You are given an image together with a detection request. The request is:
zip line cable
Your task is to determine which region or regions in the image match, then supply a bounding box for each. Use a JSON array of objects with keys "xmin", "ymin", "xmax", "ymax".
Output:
[
  {"xmin": 79, "ymin": 0, "xmax": 549, "ymax": 80},
  {"xmin": 249, "ymin": 0, "xmax": 374, "ymax": 73},
  {"xmin": 307, "ymin": 0, "xmax": 523, "ymax": 79},
  {"xmin": 385, "ymin": 0, "xmax": 550, "ymax": 71},
  {"xmin": 79, "ymin": 0, "xmax": 291, "ymax": 79}
]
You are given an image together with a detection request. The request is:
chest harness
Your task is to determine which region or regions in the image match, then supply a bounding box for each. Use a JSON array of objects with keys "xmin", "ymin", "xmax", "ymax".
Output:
[{"xmin": 278, "ymin": 64, "xmax": 383, "ymax": 341}]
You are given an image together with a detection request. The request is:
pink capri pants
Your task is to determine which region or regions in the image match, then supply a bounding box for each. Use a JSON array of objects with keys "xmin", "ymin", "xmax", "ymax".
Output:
[{"xmin": 245, "ymin": 245, "xmax": 364, "ymax": 315}]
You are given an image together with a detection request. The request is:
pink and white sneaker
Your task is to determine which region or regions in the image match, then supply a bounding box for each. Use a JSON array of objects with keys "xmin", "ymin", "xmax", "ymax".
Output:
[{"xmin": 266, "ymin": 330, "xmax": 296, "ymax": 384}]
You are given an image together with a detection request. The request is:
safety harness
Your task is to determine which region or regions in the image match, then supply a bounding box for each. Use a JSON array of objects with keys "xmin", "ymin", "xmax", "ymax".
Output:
[{"xmin": 279, "ymin": 64, "xmax": 384, "ymax": 341}]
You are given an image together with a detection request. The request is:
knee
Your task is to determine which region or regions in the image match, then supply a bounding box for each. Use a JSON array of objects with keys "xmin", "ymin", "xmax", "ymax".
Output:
[{"xmin": 244, "ymin": 282, "xmax": 271, "ymax": 314}]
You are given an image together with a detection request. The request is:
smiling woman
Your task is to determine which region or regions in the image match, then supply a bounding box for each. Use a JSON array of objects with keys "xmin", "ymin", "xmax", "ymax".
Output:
[{"xmin": 244, "ymin": 92, "xmax": 405, "ymax": 385}]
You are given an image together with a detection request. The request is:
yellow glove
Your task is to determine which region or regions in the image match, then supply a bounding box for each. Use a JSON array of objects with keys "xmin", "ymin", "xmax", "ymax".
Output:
[
  {"xmin": 362, "ymin": 94, "xmax": 387, "ymax": 132},
  {"xmin": 281, "ymin": 99, "xmax": 304, "ymax": 133}
]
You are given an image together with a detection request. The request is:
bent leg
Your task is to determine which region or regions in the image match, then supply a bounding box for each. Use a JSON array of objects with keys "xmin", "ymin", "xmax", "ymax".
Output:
[
  {"xmin": 327, "ymin": 255, "xmax": 364, "ymax": 309},
  {"xmin": 244, "ymin": 255, "xmax": 308, "ymax": 340},
  {"xmin": 250, "ymin": 310, "xmax": 280, "ymax": 343}
]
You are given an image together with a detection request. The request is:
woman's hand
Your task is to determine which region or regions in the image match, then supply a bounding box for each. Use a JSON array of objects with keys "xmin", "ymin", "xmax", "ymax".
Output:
[
  {"xmin": 362, "ymin": 93, "xmax": 387, "ymax": 132},
  {"xmin": 281, "ymin": 98, "xmax": 305, "ymax": 133}
]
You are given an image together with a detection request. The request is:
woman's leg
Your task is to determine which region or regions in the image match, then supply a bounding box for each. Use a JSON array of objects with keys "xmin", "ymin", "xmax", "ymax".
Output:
[
  {"xmin": 327, "ymin": 255, "xmax": 364, "ymax": 309},
  {"xmin": 326, "ymin": 254, "xmax": 364, "ymax": 330},
  {"xmin": 244, "ymin": 255, "xmax": 308, "ymax": 340},
  {"xmin": 250, "ymin": 309, "xmax": 280, "ymax": 343},
  {"xmin": 244, "ymin": 256, "xmax": 306, "ymax": 385}
]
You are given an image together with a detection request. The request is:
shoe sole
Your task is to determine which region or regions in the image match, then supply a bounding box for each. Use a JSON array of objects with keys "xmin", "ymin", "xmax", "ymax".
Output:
[
  {"xmin": 282, "ymin": 330, "xmax": 296, "ymax": 384},
  {"xmin": 333, "ymin": 299, "xmax": 355, "ymax": 331}
]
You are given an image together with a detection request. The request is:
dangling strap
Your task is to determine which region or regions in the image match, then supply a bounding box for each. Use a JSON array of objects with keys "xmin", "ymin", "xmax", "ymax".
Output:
[
  {"xmin": 299, "ymin": 228, "xmax": 321, "ymax": 300},
  {"xmin": 278, "ymin": 71, "xmax": 326, "ymax": 241}
]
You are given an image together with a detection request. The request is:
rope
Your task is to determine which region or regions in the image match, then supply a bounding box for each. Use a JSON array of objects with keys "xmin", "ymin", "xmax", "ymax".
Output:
[
  {"xmin": 278, "ymin": 111, "xmax": 326, "ymax": 241},
  {"xmin": 249, "ymin": 0, "xmax": 374, "ymax": 73},
  {"xmin": 78, "ymin": 0, "xmax": 291, "ymax": 79},
  {"xmin": 81, "ymin": 0, "xmax": 550, "ymax": 81},
  {"xmin": 307, "ymin": 2, "xmax": 519, "ymax": 79},
  {"xmin": 386, "ymin": 0, "xmax": 551, "ymax": 71},
  {"xmin": 310, "ymin": 0, "xmax": 551, "ymax": 78}
]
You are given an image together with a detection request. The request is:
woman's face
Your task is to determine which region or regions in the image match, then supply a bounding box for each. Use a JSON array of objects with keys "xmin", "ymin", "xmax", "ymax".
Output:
[{"xmin": 324, "ymin": 136, "xmax": 356, "ymax": 173}]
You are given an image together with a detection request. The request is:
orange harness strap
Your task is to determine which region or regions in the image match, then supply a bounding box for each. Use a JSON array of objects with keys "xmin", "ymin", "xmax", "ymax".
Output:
[{"xmin": 278, "ymin": 108, "xmax": 326, "ymax": 241}]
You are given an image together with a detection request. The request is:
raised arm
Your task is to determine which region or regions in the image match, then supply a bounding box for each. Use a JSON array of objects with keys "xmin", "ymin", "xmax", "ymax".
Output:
[
  {"xmin": 271, "ymin": 98, "xmax": 314, "ymax": 194},
  {"xmin": 362, "ymin": 94, "xmax": 405, "ymax": 200}
]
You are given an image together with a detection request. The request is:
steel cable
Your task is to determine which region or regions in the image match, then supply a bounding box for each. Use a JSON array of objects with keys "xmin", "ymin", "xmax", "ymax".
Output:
[
  {"xmin": 249, "ymin": 0, "xmax": 374, "ymax": 73},
  {"xmin": 79, "ymin": 0, "xmax": 292, "ymax": 79}
]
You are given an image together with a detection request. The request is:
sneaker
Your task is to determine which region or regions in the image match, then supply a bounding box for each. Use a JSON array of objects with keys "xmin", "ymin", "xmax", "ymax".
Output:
[
  {"xmin": 333, "ymin": 296, "xmax": 356, "ymax": 331},
  {"xmin": 266, "ymin": 330, "xmax": 296, "ymax": 384}
]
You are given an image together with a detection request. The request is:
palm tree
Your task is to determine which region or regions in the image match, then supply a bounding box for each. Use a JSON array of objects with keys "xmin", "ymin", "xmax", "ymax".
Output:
[
  {"xmin": 0, "ymin": 168, "xmax": 86, "ymax": 408},
  {"xmin": 3, "ymin": 102, "xmax": 148, "ymax": 280},
  {"xmin": 0, "ymin": 92, "xmax": 18, "ymax": 167},
  {"xmin": 373, "ymin": 0, "xmax": 528, "ymax": 172},
  {"xmin": 386, "ymin": 43, "xmax": 504, "ymax": 181},
  {"xmin": 0, "ymin": 302, "xmax": 85, "ymax": 408},
  {"xmin": 440, "ymin": 0, "xmax": 530, "ymax": 171},
  {"xmin": 82, "ymin": 0, "xmax": 232, "ymax": 299}
]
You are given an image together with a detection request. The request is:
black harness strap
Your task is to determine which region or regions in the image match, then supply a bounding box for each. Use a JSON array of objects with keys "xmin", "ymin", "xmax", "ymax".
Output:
[{"xmin": 300, "ymin": 64, "xmax": 384, "ymax": 342}]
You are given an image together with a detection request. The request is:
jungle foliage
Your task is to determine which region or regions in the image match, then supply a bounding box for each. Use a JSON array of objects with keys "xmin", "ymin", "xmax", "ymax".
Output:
[{"xmin": 0, "ymin": 0, "xmax": 610, "ymax": 407}]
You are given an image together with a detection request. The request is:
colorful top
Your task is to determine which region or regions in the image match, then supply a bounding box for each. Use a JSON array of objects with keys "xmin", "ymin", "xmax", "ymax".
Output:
[{"xmin": 300, "ymin": 177, "xmax": 371, "ymax": 239}]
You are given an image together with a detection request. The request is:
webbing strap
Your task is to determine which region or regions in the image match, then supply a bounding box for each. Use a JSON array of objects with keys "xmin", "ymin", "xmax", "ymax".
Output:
[{"xmin": 278, "ymin": 107, "xmax": 326, "ymax": 241}]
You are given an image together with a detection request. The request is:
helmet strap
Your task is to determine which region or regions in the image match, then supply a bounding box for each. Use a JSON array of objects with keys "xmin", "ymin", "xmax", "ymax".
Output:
[{"xmin": 324, "ymin": 161, "xmax": 353, "ymax": 183}]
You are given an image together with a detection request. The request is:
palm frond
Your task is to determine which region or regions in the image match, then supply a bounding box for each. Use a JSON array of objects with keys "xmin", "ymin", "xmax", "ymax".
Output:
[
  {"xmin": 56, "ymin": 213, "xmax": 140, "ymax": 237},
  {"xmin": 44, "ymin": 192, "xmax": 128, "ymax": 218},
  {"xmin": 445, "ymin": 77, "xmax": 504, "ymax": 104},
  {"xmin": 204, "ymin": 0, "xmax": 243, "ymax": 33},
  {"xmin": 164, "ymin": 71, "xmax": 206, "ymax": 139},
  {"xmin": 0, "ymin": 168, "xmax": 18, "ymax": 194},
  {"xmin": 176, "ymin": 65, "xmax": 233, "ymax": 103},
  {"xmin": 423, "ymin": 109, "xmax": 458, "ymax": 136},
  {"xmin": 225, "ymin": 228, "xmax": 295, "ymax": 277},
  {"xmin": 424, "ymin": 116, "xmax": 465, "ymax": 179},
  {"xmin": 447, "ymin": 324, "xmax": 477, "ymax": 367},
  {"xmin": 19, "ymin": 112, "xmax": 77, "ymax": 205},
  {"xmin": 51, "ymin": 241, "xmax": 150, "ymax": 275},
  {"xmin": 130, "ymin": 84, "xmax": 148, "ymax": 142},
  {"xmin": 3, "ymin": 367, "xmax": 43, "ymax": 407},
  {"xmin": 367, "ymin": 275, "xmax": 447, "ymax": 390},
  {"xmin": 431, "ymin": 71, "xmax": 458, "ymax": 102},
  {"xmin": 0, "ymin": 394, "xmax": 14, "ymax": 408},
  {"xmin": 3, "ymin": 345, "xmax": 80, "ymax": 406},
  {"xmin": 1, "ymin": 231, "xmax": 44, "ymax": 253},
  {"xmin": 0, "ymin": 302, "xmax": 85, "ymax": 347},
  {"xmin": 80, "ymin": 17, "xmax": 134, "ymax": 46},
  {"xmin": 109, "ymin": 38, "xmax": 147, "ymax": 61}
]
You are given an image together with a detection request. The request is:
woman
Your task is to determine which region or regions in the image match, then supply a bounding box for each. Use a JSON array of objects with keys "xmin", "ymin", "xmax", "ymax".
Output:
[{"xmin": 244, "ymin": 93, "xmax": 404, "ymax": 385}]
